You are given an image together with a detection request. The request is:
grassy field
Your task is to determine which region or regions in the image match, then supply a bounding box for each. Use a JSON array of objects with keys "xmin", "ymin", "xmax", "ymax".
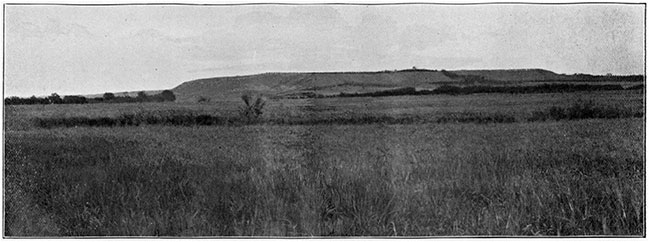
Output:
[
  {"xmin": 5, "ymin": 90, "xmax": 643, "ymax": 129},
  {"xmin": 3, "ymin": 90, "xmax": 646, "ymax": 236}
]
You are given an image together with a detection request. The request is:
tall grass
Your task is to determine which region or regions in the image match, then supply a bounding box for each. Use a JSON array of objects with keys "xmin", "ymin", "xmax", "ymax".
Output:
[
  {"xmin": 529, "ymin": 99, "xmax": 644, "ymax": 121},
  {"xmin": 5, "ymin": 120, "xmax": 644, "ymax": 236},
  {"xmin": 32, "ymin": 110, "xmax": 518, "ymax": 128}
]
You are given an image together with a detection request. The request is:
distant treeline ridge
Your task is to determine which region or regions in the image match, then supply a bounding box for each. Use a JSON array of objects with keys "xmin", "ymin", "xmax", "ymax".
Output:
[
  {"xmin": 332, "ymin": 83, "xmax": 643, "ymax": 98},
  {"xmin": 5, "ymin": 90, "xmax": 176, "ymax": 105}
]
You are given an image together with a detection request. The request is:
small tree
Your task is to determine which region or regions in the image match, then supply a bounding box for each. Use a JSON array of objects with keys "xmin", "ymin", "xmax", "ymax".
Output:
[
  {"xmin": 48, "ymin": 93, "xmax": 63, "ymax": 104},
  {"xmin": 103, "ymin": 92, "xmax": 115, "ymax": 101},
  {"xmin": 161, "ymin": 90, "xmax": 176, "ymax": 102},
  {"xmin": 137, "ymin": 91, "xmax": 149, "ymax": 102},
  {"xmin": 239, "ymin": 94, "xmax": 266, "ymax": 123}
]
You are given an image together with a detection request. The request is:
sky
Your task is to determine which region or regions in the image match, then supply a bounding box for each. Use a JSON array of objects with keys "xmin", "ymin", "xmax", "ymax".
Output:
[{"xmin": 4, "ymin": 3, "xmax": 645, "ymax": 97}]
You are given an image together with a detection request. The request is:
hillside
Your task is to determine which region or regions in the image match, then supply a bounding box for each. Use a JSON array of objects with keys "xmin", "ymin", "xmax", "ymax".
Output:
[
  {"xmin": 171, "ymin": 69, "xmax": 643, "ymax": 102},
  {"xmin": 173, "ymin": 69, "xmax": 461, "ymax": 102},
  {"xmin": 449, "ymin": 69, "xmax": 568, "ymax": 82}
]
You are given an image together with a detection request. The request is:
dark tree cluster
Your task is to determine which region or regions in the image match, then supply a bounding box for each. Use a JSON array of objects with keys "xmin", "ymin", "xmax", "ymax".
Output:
[
  {"xmin": 567, "ymin": 74, "xmax": 645, "ymax": 82},
  {"xmin": 333, "ymin": 83, "xmax": 633, "ymax": 98},
  {"xmin": 424, "ymin": 84, "xmax": 627, "ymax": 95},
  {"xmin": 4, "ymin": 93, "xmax": 88, "ymax": 105},
  {"xmin": 5, "ymin": 90, "xmax": 176, "ymax": 105},
  {"xmin": 96, "ymin": 90, "xmax": 176, "ymax": 103},
  {"xmin": 4, "ymin": 96, "xmax": 50, "ymax": 105}
]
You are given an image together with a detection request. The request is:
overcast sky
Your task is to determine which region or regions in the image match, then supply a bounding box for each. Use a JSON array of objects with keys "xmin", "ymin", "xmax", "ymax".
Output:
[{"xmin": 4, "ymin": 4, "xmax": 645, "ymax": 97}]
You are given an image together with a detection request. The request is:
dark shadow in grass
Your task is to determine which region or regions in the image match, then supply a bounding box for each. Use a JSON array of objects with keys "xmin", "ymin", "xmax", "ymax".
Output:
[{"xmin": 528, "ymin": 99, "xmax": 644, "ymax": 121}]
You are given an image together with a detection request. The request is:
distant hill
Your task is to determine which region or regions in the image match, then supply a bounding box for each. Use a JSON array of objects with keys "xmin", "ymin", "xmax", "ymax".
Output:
[
  {"xmin": 173, "ymin": 69, "xmax": 459, "ymax": 102},
  {"xmin": 171, "ymin": 68, "xmax": 643, "ymax": 102}
]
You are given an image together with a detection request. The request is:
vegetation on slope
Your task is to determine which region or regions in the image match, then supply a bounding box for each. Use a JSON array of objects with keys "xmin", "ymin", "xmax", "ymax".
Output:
[
  {"xmin": 333, "ymin": 84, "xmax": 635, "ymax": 99},
  {"xmin": 172, "ymin": 69, "xmax": 644, "ymax": 102}
]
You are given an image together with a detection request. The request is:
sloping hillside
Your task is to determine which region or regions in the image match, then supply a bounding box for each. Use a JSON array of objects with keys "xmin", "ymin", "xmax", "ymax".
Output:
[
  {"xmin": 449, "ymin": 69, "xmax": 567, "ymax": 82},
  {"xmin": 172, "ymin": 70, "xmax": 460, "ymax": 102},
  {"xmin": 171, "ymin": 68, "xmax": 643, "ymax": 102}
]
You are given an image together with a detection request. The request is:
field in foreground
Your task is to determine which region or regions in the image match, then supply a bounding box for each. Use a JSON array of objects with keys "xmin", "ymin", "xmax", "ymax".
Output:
[{"xmin": 5, "ymin": 118, "xmax": 644, "ymax": 236}]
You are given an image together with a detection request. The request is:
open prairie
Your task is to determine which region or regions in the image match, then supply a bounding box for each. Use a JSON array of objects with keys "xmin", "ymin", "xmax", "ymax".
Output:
[
  {"xmin": 4, "ymin": 90, "xmax": 645, "ymax": 236},
  {"xmin": 5, "ymin": 2, "xmax": 646, "ymax": 238}
]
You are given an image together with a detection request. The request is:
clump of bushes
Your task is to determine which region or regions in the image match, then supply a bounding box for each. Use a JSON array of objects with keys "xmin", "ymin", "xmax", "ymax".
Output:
[{"xmin": 34, "ymin": 110, "xmax": 235, "ymax": 128}]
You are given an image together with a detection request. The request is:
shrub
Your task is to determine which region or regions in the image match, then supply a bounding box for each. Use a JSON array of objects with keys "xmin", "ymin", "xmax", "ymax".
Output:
[
  {"xmin": 48, "ymin": 93, "xmax": 63, "ymax": 104},
  {"xmin": 103, "ymin": 93, "xmax": 116, "ymax": 101},
  {"xmin": 160, "ymin": 90, "xmax": 176, "ymax": 102},
  {"xmin": 62, "ymin": 95, "xmax": 88, "ymax": 104},
  {"xmin": 239, "ymin": 94, "xmax": 266, "ymax": 123}
]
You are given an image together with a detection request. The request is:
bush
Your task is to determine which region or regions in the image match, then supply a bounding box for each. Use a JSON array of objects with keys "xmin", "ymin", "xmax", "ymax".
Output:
[
  {"xmin": 160, "ymin": 90, "xmax": 176, "ymax": 102},
  {"xmin": 62, "ymin": 96, "xmax": 87, "ymax": 104},
  {"xmin": 239, "ymin": 94, "xmax": 266, "ymax": 123},
  {"xmin": 103, "ymin": 93, "xmax": 116, "ymax": 101}
]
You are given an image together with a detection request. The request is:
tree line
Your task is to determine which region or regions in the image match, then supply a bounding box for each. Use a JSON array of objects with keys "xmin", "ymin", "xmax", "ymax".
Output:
[
  {"xmin": 333, "ymin": 83, "xmax": 638, "ymax": 98},
  {"xmin": 5, "ymin": 90, "xmax": 176, "ymax": 105}
]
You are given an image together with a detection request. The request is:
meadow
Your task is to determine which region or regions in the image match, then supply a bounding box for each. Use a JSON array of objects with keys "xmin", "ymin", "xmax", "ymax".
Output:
[
  {"xmin": 3, "ymin": 90, "xmax": 646, "ymax": 236},
  {"xmin": 5, "ymin": 90, "xmax": 643, "ymax": 129}
]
